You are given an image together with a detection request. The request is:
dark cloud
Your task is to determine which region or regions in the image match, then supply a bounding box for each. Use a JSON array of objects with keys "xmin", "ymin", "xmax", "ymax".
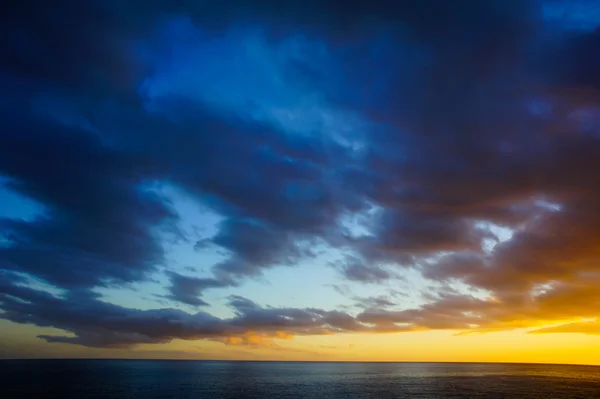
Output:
[
  {"xmin": 201, "ymin": 218, "xmax": 304, "ymax": 278},
  {"xmin": 374, "ymin": 210, "xmax": 486, "ymax": 254},
  {"xmin": 0, "ymin": 85, "xmax": 345, "ymax": 296},
  {"xmin": 0, "ymin": 109, "xmax": 178, "ymax": 288},
  {"xmin": 553, "ymin": 26, "xmax": 600, "ymax": 88},
  {"xmin": 2, "ymin": 1, "xmax": 161, "ymax": 95},
  {"xmin": 113, "ymin": 98, "xmax": 349, "ymax": 285},
  {"xmin": 195, "ymin": 0, "xmax": 535, "ymax": 55},
  {"xmin": 4, "ymin": 0, "xmax": 531, "ymax": 90},
  {"xmin": 337, "ymin": 259, "xmax": 392, "ymax": 283},
  {"xmin": 421, "ymin": 251, "xmax": 487, "ymax": 282},
  {"xmin": 166, "ymin": 272, "xmax": 234, "ymax": 306},
  {"xmin": 2, "ymin": 0, "xmax": 600, "ymax": 341},
  {"xmin": 0, "ymin": 280, "xmax": 413, "ymax": 348}
]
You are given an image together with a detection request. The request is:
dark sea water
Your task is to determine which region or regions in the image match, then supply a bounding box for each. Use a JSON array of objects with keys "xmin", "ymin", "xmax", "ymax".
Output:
[{"xmin": 1, "ymin": 360, "xmax": 599, "ymax": 399}]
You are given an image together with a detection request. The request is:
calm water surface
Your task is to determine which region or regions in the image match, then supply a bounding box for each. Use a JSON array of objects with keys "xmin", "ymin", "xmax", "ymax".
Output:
[{"xmin": 1, "ymin": 360, "xmax": 599, "ymax": 398}]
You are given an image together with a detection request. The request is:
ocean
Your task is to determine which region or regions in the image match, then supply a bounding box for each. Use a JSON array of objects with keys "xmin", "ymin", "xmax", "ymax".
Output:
[{"xmin": 1, "ymin": 360, "xmax": 599, "ymax": 398}]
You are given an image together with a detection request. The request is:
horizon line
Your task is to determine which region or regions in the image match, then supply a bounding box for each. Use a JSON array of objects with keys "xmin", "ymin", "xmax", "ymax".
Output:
[{"xmin": 1, "ymin": 358, "xmax": 599, "ymax": 367}]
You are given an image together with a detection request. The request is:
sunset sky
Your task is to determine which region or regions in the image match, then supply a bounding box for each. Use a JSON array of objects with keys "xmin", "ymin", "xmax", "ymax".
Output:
[{"xmin": 2, "ymin": 0, "xmax": 600, "ymax": 365}]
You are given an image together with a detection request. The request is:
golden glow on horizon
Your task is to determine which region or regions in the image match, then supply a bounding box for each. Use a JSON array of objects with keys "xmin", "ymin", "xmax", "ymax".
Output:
[{"xmin": 2, "ymin": 320, "xmax": 599, "ymax": 366}]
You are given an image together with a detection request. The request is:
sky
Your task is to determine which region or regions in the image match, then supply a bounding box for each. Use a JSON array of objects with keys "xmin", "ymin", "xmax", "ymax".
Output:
[{"xmin": 1, "ymin": 0, "xmax": 600, "ymax": 365}]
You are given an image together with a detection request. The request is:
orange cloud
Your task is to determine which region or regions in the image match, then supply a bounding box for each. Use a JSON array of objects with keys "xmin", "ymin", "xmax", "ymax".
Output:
[
  {"xmin": 220, "ymin": 331, "xmax": 295, "ymax": 347},
  {"xmin": 529, "ymin": 320, "xmax": 600, "ymax": 335}
]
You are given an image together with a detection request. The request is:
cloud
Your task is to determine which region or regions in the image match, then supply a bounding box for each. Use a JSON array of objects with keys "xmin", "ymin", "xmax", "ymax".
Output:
[
  {"xmin": 354, "ymin": 295, "xmax": 398, "ymax": 310},
  {"xmin": 353, "ymin": 275, "xmax": 600, "ymax": 334},
  {"xmin": 0, "ymin": 67, "xmax": 346, "ymax": 296},
  {"xmin": 166, "ymin": 272, "xmax": 234, "ymax": 306},
  {"xmin": 213, "ymin": 330, "xmax": 293, "ymax": 347},
  {"xmin": 529, "ymin": 320, "xmax": 600, "ymax": 335},
  {"xmin": 3, "ymin": 0, "xmax": 600, "ymax": 343},
  {"xmin": 553, "ymin": 26, "xmax": 600, "ymax": 88},
  {"xmin": 200, "ymin": 218, "xmax": 307, "ymax": 278},
  {"xmin": 0, "ymin": 110, "xmax": 179, "ymax": 288},
  {"xmin": 336, "ymin": 257, "xmax": 392, "ymax": 283},
  {"xmin": 0, "ymin": 279, "xmax": 415, "ymax": 348}
]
